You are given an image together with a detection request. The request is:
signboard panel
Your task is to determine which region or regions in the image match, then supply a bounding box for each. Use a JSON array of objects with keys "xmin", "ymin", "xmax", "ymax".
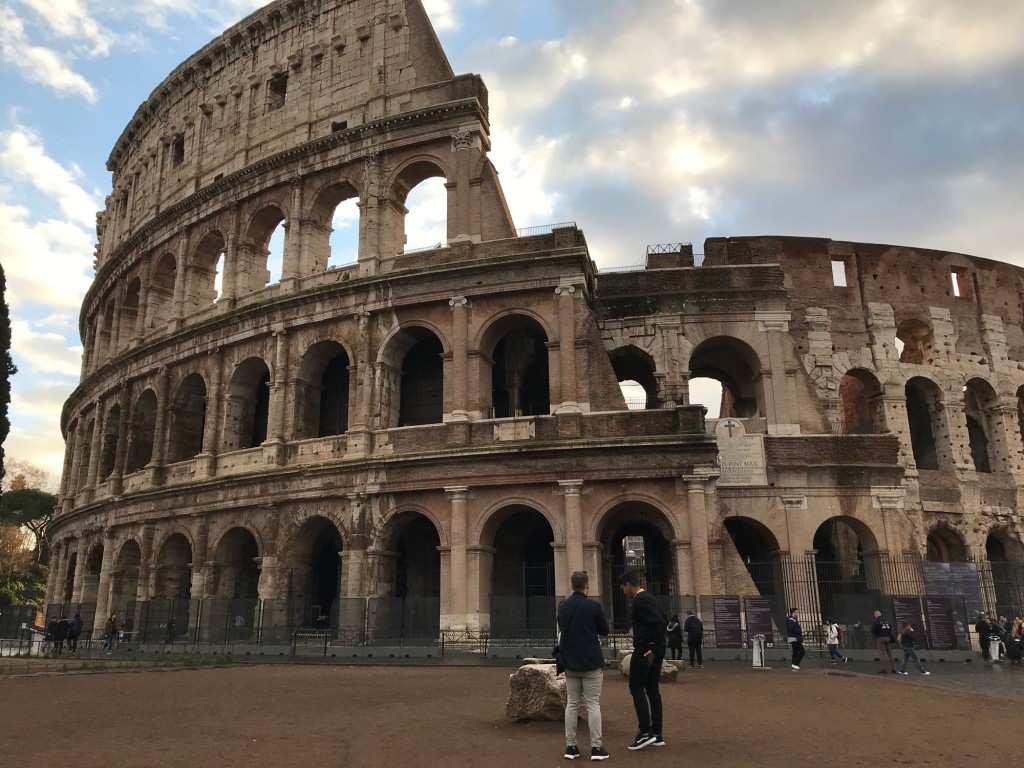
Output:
[
  {"xmin": 713, "ymin": 596, "xmax": 743, "ymax": 648},
  {"xmin": 744, "ymin": 597, "xmax": 775, "ymax": 646},
  {"xmin": 923, "ymin": 596, "xmax": 958, "ymax": 651},
  {"xmin": 715, "ymin": 419, "xmax": 767, "ymax": 486}
]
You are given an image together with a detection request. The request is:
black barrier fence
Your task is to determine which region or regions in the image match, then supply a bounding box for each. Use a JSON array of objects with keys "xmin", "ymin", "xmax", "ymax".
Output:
[{"xmin": 0, "ymin": 605, "xmax": 38, "ymax": 637}]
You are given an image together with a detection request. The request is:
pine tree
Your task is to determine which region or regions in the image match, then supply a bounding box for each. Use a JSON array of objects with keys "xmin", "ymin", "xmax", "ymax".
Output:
[{"xmin": 0, "ymin": 264, "xmax": 16, "ymax": 490}]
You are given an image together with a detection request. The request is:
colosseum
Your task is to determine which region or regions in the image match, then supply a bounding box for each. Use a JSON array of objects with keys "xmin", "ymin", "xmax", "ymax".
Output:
[{"xmin": 46, "ymin": 0, "xmax": 1024, "ymax": 651}]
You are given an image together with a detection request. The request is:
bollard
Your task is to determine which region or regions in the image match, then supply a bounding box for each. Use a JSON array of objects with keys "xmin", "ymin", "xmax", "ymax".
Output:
[
  {"xmin": 752, "ymin": 634, "xmax": 767, "ymax": 668},
  {"xmin": 989, "ymin": 635, "xmax": 1002, "ymax": 662}
]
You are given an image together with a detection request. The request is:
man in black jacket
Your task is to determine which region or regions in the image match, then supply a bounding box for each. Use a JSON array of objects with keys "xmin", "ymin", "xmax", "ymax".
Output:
[
  {"xmin": 682, "ymin": 610, "xmax": 704, "ymax": 668},
  {"xmin": 619, "ymin": 571, "xmax": 668, "ymax": 752},
  {"xmin": 557, "ymin": 571, "xmax": 610, "ymax": 761},
  {"xmin": 786, "ymin": 607, "xmax": 804, "ymax": 670}
]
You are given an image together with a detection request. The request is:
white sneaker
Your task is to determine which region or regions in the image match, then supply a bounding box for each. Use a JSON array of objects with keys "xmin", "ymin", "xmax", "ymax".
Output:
[
  {"xmin": 791, "ymin": 664, "xmax": 800, "ymax": 670},
  {"xmin": 898, "ymin": 671, "xmax": 909, "ymax": 675},
  {"xmin": 922, "ymin": 671, "xmax": 931, "ymax": 675}
]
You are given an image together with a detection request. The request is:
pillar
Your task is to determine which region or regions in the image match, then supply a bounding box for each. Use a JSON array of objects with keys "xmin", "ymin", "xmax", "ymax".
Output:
[
  {"xmin": 445, "ymin": 486, "xmax": 470, "ymax": 630},
  {"xmin": 447, "ymin": 296, "xmax": 469, "ymax": 421},
  {"xmin": 559, "ymin": 480, "xmax": 585, "ymax": 575},
  {"xmin": 554, "ymin": 279, "xmax": 581, "ymax": 414},
  {"xmin": 92, "ymin": 531, "xmax": 117, "ymax": 640},
  {"xmin": 683, "ymin": 467, "xmax": 717, "ymax": 601}
]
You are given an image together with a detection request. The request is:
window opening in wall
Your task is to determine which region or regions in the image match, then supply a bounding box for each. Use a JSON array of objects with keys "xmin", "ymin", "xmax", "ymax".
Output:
[
  {"xmin": 831, "ymin": 260, "xmax": 848, "ymax": 287},
  {"xmin": 327, "ymin": 198, "xmax": 360, "ymax": 268},
  {"xmin": 265, "ymin": 222, "xmax": 285, "ymax": 285},
  {"xmin": 214, "ymin": 252, "xmax": 225, "ymax": 300},
  {"xmin": 619, "ymin": 380, "xmax": 646, "ymax": 410},
  {"xmin": 403, "ymin": 178, "xmax": 447, "ymax": 251},
  {"xmin": 268, "ymin": 73, "xmax": 288, "ymax": 111},
  {"xmin": 172, "ymin": 134, "xmax": 185, "ymax": 167},
  {"xmin": 688, "ymin": 377, "xmax": 723, "ymax": 419},
  {"xmin": 331, "ymin": 120, "xmax": 348, "ymax": 133},
  {"xmin": 951, "ymin": 266, "xmax": 971, "ymax": 298}
]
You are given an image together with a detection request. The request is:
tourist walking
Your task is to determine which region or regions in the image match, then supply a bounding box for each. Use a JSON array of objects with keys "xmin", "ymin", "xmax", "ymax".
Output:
[
  {"xmin": 67, "ymin": 612, "xmax": 84, "ymax": 654},
  {"xmin": 557, "ymin": 571, "xmax": 610, "ymax": 762},
  {"xmin": 666, "ymin": 614, "xmax": 683, "ymax": 661},
  {"xmin": 787, "ymin": 607, "xmax": 805, "ymax": 670},
  {"xmin": 896, "ymin": 623, "xmax": 931, "ymax": 676},
  {"xmin": 871, "ymin": 610, "xmax": 897, "ymax": 673},
  {"xmin": 682, "ymin": 610, "xmax": 704, "ymax": 669},
  {"xmin": 619, "ymin": 572, "xmax": 668, "ymax": 751},
  {"xmin": 103, "ymin": 611, "xmax": 118, "ymax": 654},
  {"xmin": 54, "ymin": 615, "xmax": 70, "ymax": 655},
  {"xmin": 823, "ymin": 618, "xmax": 848, "ymax": 665},
  {"xmin": 975, "ymin": 613, "xmax": 993, "ymax": 661}
]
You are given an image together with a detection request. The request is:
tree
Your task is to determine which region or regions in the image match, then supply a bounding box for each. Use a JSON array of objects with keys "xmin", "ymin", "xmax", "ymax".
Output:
[
  {"xmin": 0, "ymin": 488, "xmax": 57, "ymax": 564},
  {"xmin": 0, "ymin": 524, "xmax": 45, "ymax": 607},
  {"xmin": 0, "ymin": 264, "xmax": 16, "ymax": 490}
]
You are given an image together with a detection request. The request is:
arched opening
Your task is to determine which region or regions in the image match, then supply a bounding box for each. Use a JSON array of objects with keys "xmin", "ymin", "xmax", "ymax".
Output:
[
  {"xmin": 62, "ymin": 551, "xmax": 78, "ymax": 603},
  {"xmin": 895, "ymin": 318, "xmax": 934, "ymax": 365},
  {"xmin": 295, "ymin": 341, "xmax": 350, "ymax": 439},
  {"xmin": 223, "ymin": 358, "xmax": 271, "ymax": 451},
  {"xmin": 486, "ymin": 507, "xmax": 555, "ymax": 639},
  {"xmin": 964, "ymin": 379, "xmax": 998, "ymax": 473},
  {"xmin": 839, "ymin": 369, "xmax": 883, "ymax": 434},
  {"xmin": 723, "ymin": 518, "xmax": 783, "ymax": 613},
  {"xmin": 110, "ymin": 541, "xmax": 142, "ymax": 630},
  {"xmin": 240, "ymin": 205, "xmax": 286, "ymax": 293},
  {"xmin": 186, "ymin": 230, "xmax": 226, "ymax": 313},
  {"xmin": 147, "ymin": 253, "xmax": 176, "ymax": 330},
  {"xmin": 926, "ymin": 526, "xmax": 968, "ymax": 563},
  {"xmin": 599, "ymin": 503, "xmax": 675, "ymax": 631},
  {"xmin": 380, "ymin": 327, "xmax": 445, "ymax": 428},
  {"xmin": 305, "ymin": 181, "xmax": 360, "ymax": 272},
  {"xmin": 208, "ymin": 527, "xmax": 260, "ymax": 642},
  {"xmin": 812, "ymin": 518, "xmax": 881, "ymax": 624},
  {"xmin": 120, "ymin": 277, "xmax": 140, "ymax": 348},
  {"xmin": 688, "ymin": 377, "xmax": 723, "ymax": 418},
  {"xmin": 125, "ymin": 389, "xmax": 158, "ymax": 474},
  {"xmin": 985, "ymin": 529, "xmax": 1024, "ymax": 619},
  {"xmin": 100, "ymin": 298, "xmax": 116, "ymax": 361},
  {"xmin": 376, "ymin": 512, "xmax": 441, "ymax": 639},
  {"xmin": 905, "ymin": 377, "xmax": 943, "ymax": 470},
  {"xmin": 401, "ymin": 176, "xmax": 448, "ymax": 252},
  {"xmin": 689, "ymin": 337, "xmax": 763, "ymax": 420},
  {"xmin": 283, "ymin": 517, "xmax": 343, "ymax": 630},
  {"xmin": 80, "ymin": 543, "xmax": 104, "ymax": 607},
  {"xmin": 154, "ymin": 534, "xmax": 193, "ymax": 600},
  {"xmin": 484, "ymin": 318, "xmax": 550, "ymax": 419},
  {"xmin": 167, "ymin": 373, "xmax": 207, "ymax": 463},
  {"xmin": 609, "ymin": 346, "xmax": 658, "ymax": 409},
  {"xmin": 266, "ymin": 221, "xmax": 285, "ymax": 285},
  {"xmin": 76, "ymin": 419, "xmax": 94, "ymax": 492},
  {"xmin": 98, "ymin": 404, "xmax": 120, "ymax": 480}
]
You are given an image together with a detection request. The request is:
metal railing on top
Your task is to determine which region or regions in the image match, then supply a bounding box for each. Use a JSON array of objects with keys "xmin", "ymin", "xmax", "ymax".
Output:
[{"xmin": 515, "ymin": 221, "xmax": 577, "ymax": 238}]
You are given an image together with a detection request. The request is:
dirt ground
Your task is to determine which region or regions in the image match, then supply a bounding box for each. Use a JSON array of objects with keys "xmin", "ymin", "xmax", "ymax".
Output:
[{"xmin": 2, "ymin": 663, "xmax": 1019, "ymax": 768}]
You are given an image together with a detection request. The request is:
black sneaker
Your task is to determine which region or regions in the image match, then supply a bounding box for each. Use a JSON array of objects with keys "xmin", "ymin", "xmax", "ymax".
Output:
[
  {"xmin": 590, "ymin": 746, "xmax": 610, "ymax": 761},
  {"xmin": 652, "ymin": 734, "xmax": 666, "ymax": 747},
  {"xmin": 564, "ymin": 745, "xmax": 580, "ymax": 760},
  {"xmin": 628, "ymin": 732, "xmax": 657, "ymax": 751}
]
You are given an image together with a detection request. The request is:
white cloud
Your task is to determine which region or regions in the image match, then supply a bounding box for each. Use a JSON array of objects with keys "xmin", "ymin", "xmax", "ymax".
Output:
[
  {"xmin": 0, "ymin": 5, "xmax": 98, "ymax": 101},
  {"xmin": 11, "ymin": 319, "xmax": 83, "ymax": 377},
  {"xmin": 422, "ymin": 0, "xmax": 457, "ymax": 31},
  {"xmin": 23, "ymin": 0, "xmax": 114, "ymax": 56}
]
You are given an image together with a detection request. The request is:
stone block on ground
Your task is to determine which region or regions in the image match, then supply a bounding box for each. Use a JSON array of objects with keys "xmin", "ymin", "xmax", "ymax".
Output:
[
  {"xmin": 618, "ymin": 654, "xmax": 680, "ymax": 682},
  {"xmin": 505, "ymin": 663, "xmax": 591, "ymax": 721}
]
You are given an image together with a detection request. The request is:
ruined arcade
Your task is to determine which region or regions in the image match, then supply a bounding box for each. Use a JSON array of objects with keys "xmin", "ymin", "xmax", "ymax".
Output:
[{"xmin": 46, "ymin": 0, "xmax": 1024, "ymax": 646}]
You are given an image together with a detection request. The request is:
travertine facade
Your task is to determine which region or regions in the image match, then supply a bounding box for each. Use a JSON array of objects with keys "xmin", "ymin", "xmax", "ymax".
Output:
[{"xmin": 48, "ymin": 0, "xmax": 1024, "ymax": 640}]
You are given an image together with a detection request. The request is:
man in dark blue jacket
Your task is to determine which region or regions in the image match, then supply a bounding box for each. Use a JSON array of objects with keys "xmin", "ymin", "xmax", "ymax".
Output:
[
  {"xmin": 558, "ymin": 570, "xmax": 610, "ymax": 761},
  {"xmin": 786, "ymin": 607, "xmax": 805, "ymax": 670},
  {"xmin": 619, "ymin": 571, "xmax": 668, "ymax": 752}
]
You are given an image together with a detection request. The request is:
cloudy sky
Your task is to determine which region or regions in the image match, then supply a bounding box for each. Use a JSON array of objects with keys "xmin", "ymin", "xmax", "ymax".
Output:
[{"xmin": 2, "ymin": 0, "xmax": 1023, "ymax": 487}]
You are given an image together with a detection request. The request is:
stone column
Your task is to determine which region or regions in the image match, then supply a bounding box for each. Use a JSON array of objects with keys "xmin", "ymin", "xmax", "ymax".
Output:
[
  {"xmin": 196, "ymin": 348, "xmax": 223, "ymax": 478},
  {"xmin": 220, "ymin": 204, "xmax": 241, "ymax": 303},
  {"xmin": 132, "ymin": 260, "xmax": 152, "ymax": 342},
  {"xmin": 147, "ymin": 367, "xmax": 172, "ymax": 484},
  {"xmin": 280, "ymin": 178, "xmax": 302, "ymax": 291},
  {"xmin": 447, "ymin": 296, "xmax": 469, "ymax": 421},
  {"xmin": 92, "ymin": 531, "xmax": 117, "ymax": 640},
  {"xmin": 110, "ymin": 384, "xmax": 132, "ymax": 496},
  {"xmin": 45, "ymin": 539, "xmax": 63, "ymax": 606},
  {"xmin": 190, "ymin": 518, "xmax": 211, "ymax": 600},
  {"xmin": 558, "ymin": 480, "xmax": 585, "ymax": 575},
  {"xmin": 136, "ymin": 525, "xmax": 156, "ymax": 602},
  {"xmin": 554, "ymin": 279, "xmax": 581, "ymax": 414},
  {"xmin": 169, "ymin": 228, "xmax": 190, "ymax": 327},
  {"xmin": 345, "ymin": 310, "xmax": 373, "ymax": 457},
  {"xmin": 990, "ymin": 401, "xmax": 1024, "ymax": 476},
  {"xmin": 757, "ymin": 311, "xmax": 798, "ymax": 434},
  {"xmin": 264, "ymin": 328, "xmax": 289, "ymax": 465},
  {"xmin": 85, "ymin": 401, "xmax": 104, "ymax": 490},
  {"xmin": 71, "ymin": 542, "xmax": 88, "ymax": 603},
  {"xmin": 445, "ymin": 486, "xmax": 470, "ymax": 630},
  {"xmin": 450, "ymin": 130, "xmax": 474, "ymax": 240},
  {"xmin": 683, "ymin": 467, "xmax": 718, "ymax": 601}
]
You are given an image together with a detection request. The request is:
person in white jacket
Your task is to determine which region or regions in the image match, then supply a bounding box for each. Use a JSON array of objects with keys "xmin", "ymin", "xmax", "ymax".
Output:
[{"xmin": 823, "ymin": 618, "xmax": 848, "ymax": 665}]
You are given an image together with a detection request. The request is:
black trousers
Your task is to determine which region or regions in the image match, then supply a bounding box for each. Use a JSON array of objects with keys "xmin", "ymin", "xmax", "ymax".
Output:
[
  {"xmin": 791, "ymin": 640, "xmax": 805, "ymax": 667},
  {"xmin": 628, "ymin": 648, "xmax": 664, "ymax": 735},
  {"xmin": 668, "ymin": 642, "xmax": 682, "ymax": 660},
  {"xmin": 687, "ymin": 638, "xmax": 703, "ymax": 667}
]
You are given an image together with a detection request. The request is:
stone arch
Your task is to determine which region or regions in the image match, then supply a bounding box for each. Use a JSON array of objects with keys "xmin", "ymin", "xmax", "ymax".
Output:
[
  {"xmin": 79, "ymin": 541, "xmax": 104, "ymax": 605},
  {"xmin": 279, "ymin": 515, "xmax": 344, "ymax": 628},
  {"xmin": 926, "ymin": 524, "xmax": 968, "ymax": 563},
  {"xmin": 153, "ymin": 532, "xmax": 194, "ymax": 600},
  {"xmin": 241, "ymin": 202, "xmax": 288, "ymax": 292},
  {"xmin": 609, "ymin": 344, "xmax": 659, "ymax": 409},
  {"xmin": 120, "ymin": 276, "xmax": 141, "ymax": 349},
  {"xmin": 306, "ymin": 179, "xmax": 361, "ymax": 273},
  {"xmin": 389, "ymin": 156, "xmax": 450, "ymax": 254},
  {"xmin": 895, "ymin": 317, "xmax": 935, "ymax": 365},
  {"xmin": 689, "ymin": 336, "xmax": 765, "ymax": 419},
  {"xmin": 905, "ymin": 376, "xmax": 945, "ymax": 470},
  {"xmin": 597, "ymin": 500, "xmax": 678, "ymax": 631},
  {"xmin": 378, "ymin": 325, "xmax": 446, "ymax": 428},
  {"xmin": 210, "ymin": 526, "xmax": 262, "ymax": 600},
  {"xmin": 99, "ymin": 296, "xmax": 117, "ymax": 361},
  {"xmin": 812, "ymin": 516, "xmax": 883, "ymax": 623},
  {"xmin": 839, "ymin": 368, "xmax": 884, "ymax": 434},
  {"xmin": 110, "ymin": 539, "xmax": 142, "ymax": 625},
  {"xmin": 125, "ymin": 389, "xmax": 158, "ymax": 474},
  {"xmin": 167, "ymin": 372, "xmax": 207, "ymax": 463},
  {"xmin": 479, "ymin": 503, "xmax": 556, "ymax": 638},
  {"xmin": 98, "ymin": 403, "xmax": 120, "ymax": 480},
  {"xmin": 478, "ymin": 313, "xmax": 552, "ymax": 419},
  {"xmin": 223, "ymin": 357, "xmax": 271, "ymax": 451},
  {"xmin": 963, "ymin": 377, "xmax": 999, "ymax": 473},
  {"xmin": 295, "ymin": 340, "xmax": 351, "ymax": 439},
  {"xmin": 186, "ymin": 229, "xmax": 227, "ymax": 313},
  {"xmin": 722, "ymin": 516, "xmax": 784, "ymax": 601},
  {"xmin": 61, "ymin": 549, "xmax": 78, "ymax": 603},
  {"xmin": 75, "ymin": 417, "xmax": 95, "ymax": 492},
  {"xmin": 374, "ymin": 510, "xmax": 442, "ymax": 638},
  {"xmin": 985, "ymin": 527, "xmax": 1024, "ymax": 618},
  {"xmin": 146, "ymin": 252, "xmax": 177, "ymax": 330}
]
